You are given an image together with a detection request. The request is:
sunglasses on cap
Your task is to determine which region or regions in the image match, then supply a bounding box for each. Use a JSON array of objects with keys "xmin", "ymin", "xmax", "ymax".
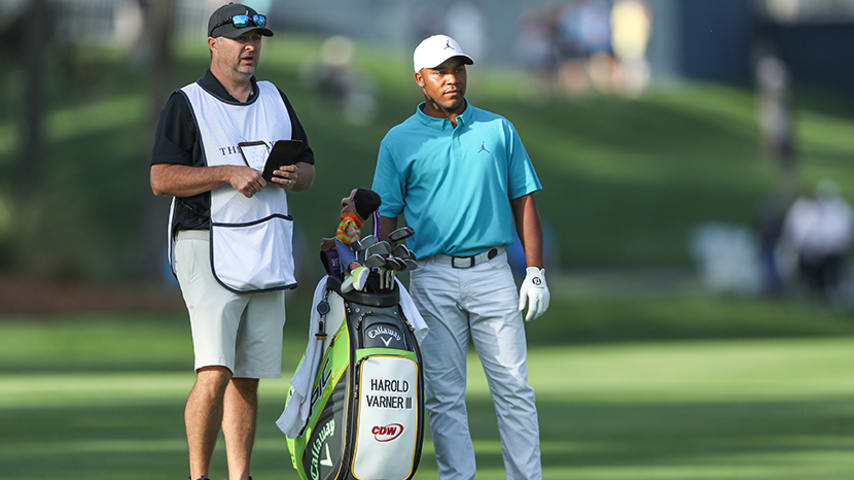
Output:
[{"xmin": 214, "ymin": 13, "xmax": 267, "ymax": 31}]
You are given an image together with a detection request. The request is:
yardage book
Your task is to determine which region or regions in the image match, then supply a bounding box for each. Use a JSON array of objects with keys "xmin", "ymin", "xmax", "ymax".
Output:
[{"xmin": 238, "ymin": 139, "xmax": 306, "ymax": 182}]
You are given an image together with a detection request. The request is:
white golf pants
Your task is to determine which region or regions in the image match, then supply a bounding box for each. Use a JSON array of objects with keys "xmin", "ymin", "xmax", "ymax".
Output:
[{"xmin": 410, "ymin": 250, "xmax": 542, "ymax": 480}]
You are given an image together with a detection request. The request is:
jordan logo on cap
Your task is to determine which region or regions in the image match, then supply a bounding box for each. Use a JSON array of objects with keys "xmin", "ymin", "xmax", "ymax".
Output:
[{"xmin": 443, "ymin": 39, "xmax": 453, "ymax": 50}]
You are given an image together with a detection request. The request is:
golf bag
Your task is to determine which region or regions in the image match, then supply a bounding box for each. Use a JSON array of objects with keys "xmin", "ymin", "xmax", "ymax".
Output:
[{"xmin": 284, "ymin": 274, "xmax": 425, "ymax": 480}]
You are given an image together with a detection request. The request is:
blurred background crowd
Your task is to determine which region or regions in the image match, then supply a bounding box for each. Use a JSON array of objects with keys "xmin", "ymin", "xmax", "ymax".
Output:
[{"xmin": 1, "ymin": 0, "xmax": 853, "ymax": 310}]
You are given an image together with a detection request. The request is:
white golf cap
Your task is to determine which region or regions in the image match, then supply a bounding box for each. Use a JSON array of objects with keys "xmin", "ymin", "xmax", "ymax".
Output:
[{"xmin": 413, "ymin": 34, "xmax": 474, "ymax": 72}]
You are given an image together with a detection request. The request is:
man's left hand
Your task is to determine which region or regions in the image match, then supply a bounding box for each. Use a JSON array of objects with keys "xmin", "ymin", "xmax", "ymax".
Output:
[
  {"xmin": 518, "ymin": 267, "xmax": 550, "ymax": 322},
  {"xmin": 271, "ymin": 165, "xmax": 298, "ymax": 190}
]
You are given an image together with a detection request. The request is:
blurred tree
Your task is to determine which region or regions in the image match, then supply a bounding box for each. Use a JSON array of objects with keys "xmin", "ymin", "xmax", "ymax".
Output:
[
  {"xmin": 20, "ymin": 0, "xmax": 46, "ymax": 199},
  {"xmin": 141, "ymin": 0, "xmax": 175, "ymax": 282}
]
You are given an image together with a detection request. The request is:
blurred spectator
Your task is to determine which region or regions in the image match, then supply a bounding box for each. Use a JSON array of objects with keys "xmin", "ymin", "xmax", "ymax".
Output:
[
  {"xmin": 300, "ymin": 36, "xmax": 377, "ymax": 125},
  {"xmin": 755, "ymin": 53, "xmax": 798, "ymax": 198},
  {"xmin": 521, "ymin": 0, "xmax": 649, "ymax": 99},
  {"xmin": 446, "ymin": 2, "xmax": 485, "ymax": 62},
  {"xmin": 516, "ymin": 7, "xmax": 560, "ymax": 100},
  {"xmin": 414, "ymin": 3, "xmax": 446, "ymax": 46},
  {"xmin": 754, "ymin": 192, "xmax": 791, "ymax": 294},
  {"xmin": 576, "ymin": 0, "xmax": 616, "ymax": 92},
  {"xmin": 782, "ymin": 180, "xmax": 853, "ymax": 298},
  {"xmin": 555, "ymin": 1, "xmax": 592, "ymax": 96},
  {"xmin": 610, "ymin": 0, "xmax": 652, "ymax": 97},
  {"xmin": 114, "ymin": 1, "xmax": 144, "ymax": 51}
]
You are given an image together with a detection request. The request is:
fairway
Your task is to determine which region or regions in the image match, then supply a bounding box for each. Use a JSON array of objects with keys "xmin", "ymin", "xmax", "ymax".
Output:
[{"xmin": 1, "ymin": 329, "xmax": 853, "ymax": 479}]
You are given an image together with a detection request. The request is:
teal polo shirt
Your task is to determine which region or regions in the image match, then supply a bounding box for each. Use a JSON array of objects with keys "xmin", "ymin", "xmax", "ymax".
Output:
[{"xmin": 371, "ymin": 101, "xmax": 542, "ymax": 259}]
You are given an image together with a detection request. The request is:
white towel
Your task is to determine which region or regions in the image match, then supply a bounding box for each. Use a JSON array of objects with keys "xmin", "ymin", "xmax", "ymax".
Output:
[
  {"xmin": 395, "ymin": 277, "xmax": 429, "ymax": 343},
  {"xmin": 275, "ymin": 276, "xmax": 328, "ymax": 437},
  {"xmin": 276, "ymin": 276, "xmax": 428, "ymax": 438}
]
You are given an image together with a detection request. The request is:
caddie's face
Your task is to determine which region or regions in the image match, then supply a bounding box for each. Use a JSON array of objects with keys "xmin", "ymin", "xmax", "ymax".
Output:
[
  {"xmin": 340, "ymin": 188, "xmax": 358, "ymax": 215},
  {"xmin": 415, "ymin": 57, "xmax": 467, "ymax": 113},
  {"xmin": 210, "ymin": 30, "xmax": 263, "ymax": 78}
]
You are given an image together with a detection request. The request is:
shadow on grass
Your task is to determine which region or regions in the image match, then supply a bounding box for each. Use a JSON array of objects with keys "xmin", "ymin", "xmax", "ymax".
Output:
[
  {"xmin": 465, "ymin": 395, "xmax": 854, "ymax": 476},
  {"xmin": 2, "ymin": 394, "xmax": 853, "ymax": 479}
]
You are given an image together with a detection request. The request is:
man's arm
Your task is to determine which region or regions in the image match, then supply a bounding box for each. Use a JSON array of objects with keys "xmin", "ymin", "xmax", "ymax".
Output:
[
  {"xmin": 511, "ymin": 193, "xmax": 550, "ymax": 322},
  {"xmin": 150, "ymin": 163, "xmax": 266, "ymax": 198},
  {"xmin": 510, "ymin": 193, "xmax": 544, "ymax": 268},
  {"xmin": 150, "ymin": 92, "xmax": 268, "ymax": 199},
  {"xmin": 378, "ymin": 215, "xmax": 398, "ymax": 241}
]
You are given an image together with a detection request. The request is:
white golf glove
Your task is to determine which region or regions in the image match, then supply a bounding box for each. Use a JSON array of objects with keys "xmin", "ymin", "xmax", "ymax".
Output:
[{"xmin": 518, "ymin": 266, "xmax": 550, "ymax": 322}]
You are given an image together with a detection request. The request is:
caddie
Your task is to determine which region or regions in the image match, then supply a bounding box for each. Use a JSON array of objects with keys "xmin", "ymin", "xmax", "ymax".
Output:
[
  {"xmin": 370, "ymin": 34, "xmax": 550, "ymax": 480},
  {"xmin": 149, "ymin": 3, "xmax": 315, "ymax": 479}
]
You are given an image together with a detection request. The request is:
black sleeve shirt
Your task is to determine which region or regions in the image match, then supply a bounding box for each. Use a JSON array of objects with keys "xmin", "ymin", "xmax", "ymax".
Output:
[{"xmin": 151, "ymin": 70, "xmax": 315, "ymax": 232}]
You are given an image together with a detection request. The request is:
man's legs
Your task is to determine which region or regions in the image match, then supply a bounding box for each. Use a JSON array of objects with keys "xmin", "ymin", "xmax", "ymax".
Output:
[
  {"xmin": 219, "ymin": 288, "xmax": 285, "ymax": 479},
  {"xmin": 222, "ymin": 377, "xmax": 259, "ymax": 480},
  {"xmin": 410, "ymin": 261, "xmax": 476, "ymax": 480},
  {"xmin": 186, "ymin": 366, "xmax": 232, "ymax": 479},
  {"xmin": 463, "ymin": 255, "xmax": 542, "ymax": 480},
  {"xmin": 175, "ymin": 231, "xmax": 266, "ymax": 479}
]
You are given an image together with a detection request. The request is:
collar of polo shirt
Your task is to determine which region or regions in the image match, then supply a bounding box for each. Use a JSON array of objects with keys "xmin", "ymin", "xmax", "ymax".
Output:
[{"xmin": 415, "ymin": 100, "xmax": 473, "ymax": 130}]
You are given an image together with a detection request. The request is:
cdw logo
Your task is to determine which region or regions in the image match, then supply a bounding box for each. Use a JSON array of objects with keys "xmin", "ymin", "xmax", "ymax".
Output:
[{"xmin": 372, "ymin": 423, "xmax": 404, "ymax": 442}]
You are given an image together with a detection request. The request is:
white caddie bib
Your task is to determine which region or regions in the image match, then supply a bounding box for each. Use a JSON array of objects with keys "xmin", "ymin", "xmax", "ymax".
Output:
[{"xmin": 168, "ymin": 80, "xmax": 297, "ymax": 292}]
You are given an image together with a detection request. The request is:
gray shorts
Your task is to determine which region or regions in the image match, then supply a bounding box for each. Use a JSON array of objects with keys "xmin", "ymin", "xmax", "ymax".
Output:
[{"xmin": 174, "ymin": 230, "xmax": 286, "ymax": 378}]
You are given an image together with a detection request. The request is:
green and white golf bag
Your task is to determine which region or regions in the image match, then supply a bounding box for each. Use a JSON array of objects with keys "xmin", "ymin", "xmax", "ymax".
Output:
[{"xmin": 284, "ymin": 276, "xmax": 424, "ymax": 480}]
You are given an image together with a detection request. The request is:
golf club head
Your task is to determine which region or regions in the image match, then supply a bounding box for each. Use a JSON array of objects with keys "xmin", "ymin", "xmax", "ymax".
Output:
[
  {"xmin": 391, "ymin": 244, "xmax": 413, "ymax": 259},
  {"xmin": 388, "ymin": 257, "xmax": 406, "ymax": 270},
  {"xmin": 388, "ymin": 226, "xmax": 414, "ymax": 244},
  {"xmin": 364, "ymin": 253, "xmax": 386, "ymax": 268},
  {"xmin": 360, "ymin": 234, "xmax": 377, "ymax": 249},
  {"xmin": 403, "ymin": 258, "xmax": 418, "ymax": 270},
  {"xmin": 364, "ymin": 240, "xmax": 391, "ymax": 258},
  {"xmin": 350, "ymin": 238, "xmax": 364, "ymax": 252}
]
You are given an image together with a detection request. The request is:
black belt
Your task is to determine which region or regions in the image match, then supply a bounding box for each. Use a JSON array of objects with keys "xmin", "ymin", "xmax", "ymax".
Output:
[{"xmin": 432, "ymin": 246, "xmax": 503, "ymax": 269}]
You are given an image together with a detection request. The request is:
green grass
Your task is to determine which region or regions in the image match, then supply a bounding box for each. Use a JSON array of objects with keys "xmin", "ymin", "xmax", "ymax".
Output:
[
  {"xmin": 1, "ymin": 34, "xmax": 853, "ymax": 278},
  {"xmin": 1, "ymin": 321, "xmax": 853, "ymax": 479},
  {"xmin": 2, "ymin": 294, "xmax": 854, "ymax": 479}
]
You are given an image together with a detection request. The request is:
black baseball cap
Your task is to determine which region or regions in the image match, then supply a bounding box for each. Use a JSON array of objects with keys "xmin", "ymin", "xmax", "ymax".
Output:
[{"xmin": 208, "ymin": 2, "xmax": 273, "ymax": 39}]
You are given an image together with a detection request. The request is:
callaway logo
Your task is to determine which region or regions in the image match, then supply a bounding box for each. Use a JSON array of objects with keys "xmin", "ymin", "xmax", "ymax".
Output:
[
  {"xmin": 533, "ymin": 277, "xmax": 542, "ymax": 286},
  {"xmin": 309, "ymin": 419, "xmax": 335, "ymax": 480},
  {"xmin": 372, "ymin": 423, "xmax": 404, "ymax": 442},
  {"xmin": 320, "ymin": 444, "xmax": 333, "ymax": 467},
  {"xmin": 478, "ymin": 141, "xmax": 490, "ymax": 153},
  {"xmin": 367, "ymin": 325, "xmax": 401, "ymax": 342}
]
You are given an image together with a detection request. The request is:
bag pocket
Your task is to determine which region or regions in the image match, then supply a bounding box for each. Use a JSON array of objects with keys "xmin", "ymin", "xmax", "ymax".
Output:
[
  {"xmin": 352, "ymin": 353, "xmax": 420, "ymax": 480},
  {"xmin": 211, "ymin": 214, "xmax": 296, "ymax": 292}
]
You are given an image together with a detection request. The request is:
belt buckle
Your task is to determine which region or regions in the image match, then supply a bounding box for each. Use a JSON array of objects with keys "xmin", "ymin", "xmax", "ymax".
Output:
[{"xmin": 451, "ymin": 255, "xmax": 475, "ymax": 269}]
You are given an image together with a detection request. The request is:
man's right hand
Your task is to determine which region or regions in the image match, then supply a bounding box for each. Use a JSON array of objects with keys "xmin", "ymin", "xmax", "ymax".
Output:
[{"xmin": 228, "ymin": 165, "xmax": 267, "ymax": 198}]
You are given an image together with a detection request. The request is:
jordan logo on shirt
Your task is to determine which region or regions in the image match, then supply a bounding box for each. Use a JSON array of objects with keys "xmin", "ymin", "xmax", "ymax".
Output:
[{"xmin": 478, "ymin": 141, "xmax": 490, "ymax": 153}]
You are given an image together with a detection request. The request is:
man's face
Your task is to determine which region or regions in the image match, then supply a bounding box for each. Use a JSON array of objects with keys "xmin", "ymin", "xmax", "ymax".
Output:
[
  {"xmin": 415, "ymin": 57, "xmax": 468, "ymax": 113},
  {"xmin": 210, "ymin": 30, "xmax": 263, "ymax": 78},
  {"xmin": 340, "ymin": 188, "xmax": 358, "ymax": 215}
]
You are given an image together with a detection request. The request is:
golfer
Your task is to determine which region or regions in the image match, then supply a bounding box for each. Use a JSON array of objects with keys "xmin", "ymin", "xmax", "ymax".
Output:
[
  {"xmin": 371, "ymin": 34, "xmax": 550, "ymax": 480},
  {"xmin": 149, "ymin": 3, "xmax": 315, "ymax": 480}
]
